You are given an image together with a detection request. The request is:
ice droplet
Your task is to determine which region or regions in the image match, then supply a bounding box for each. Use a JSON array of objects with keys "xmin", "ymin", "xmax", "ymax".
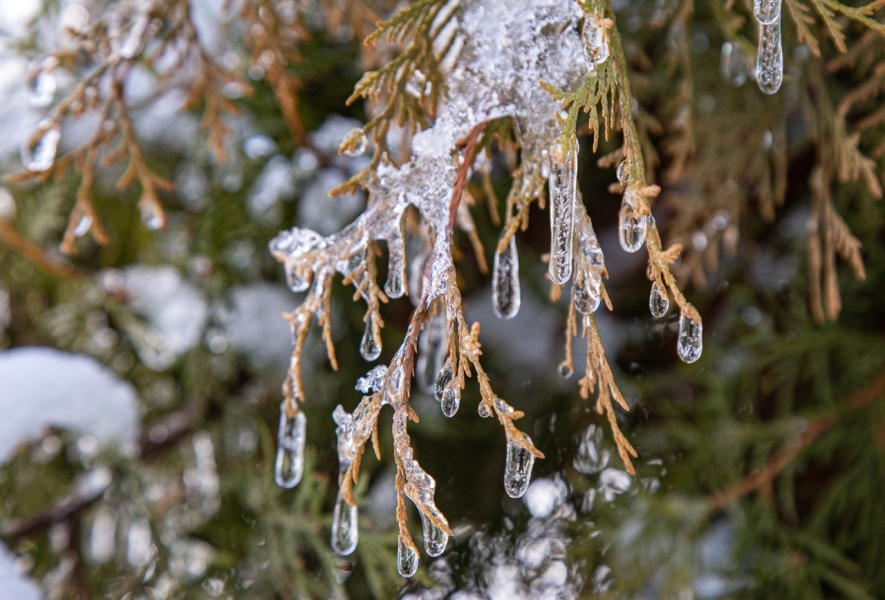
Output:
[
  {"xmin": 616, "ymin": 159, "xmax": 628, "ymax": 184},
  {"xmin": 649, "ymin": 281, "xmax": 669, "ymax": 318},
  {"xmin": 677, "ymin": 312, "xmax": 703, "ymax": 363},
  {"xmin": 504, "ymin": 440, "xmax": 535, "ymax": 499},
  {"xmin": 356, "ymin": 365, "xmax": 387, "ymax": 394},
  {"xmin": 434, "ymin": 363, "xmax": 454, "ymax": 403},
  {"xmin": 340, "ymin": 128, "xmax": 368, "ymax": 157},
  {"xmin": 285, "ymin": 262, "xmax": 310, "ymax": 292},
  {"xmin": 548, "ymin": 141, "xmax": 578, "ymax": 284},
  {"xmin": 140, "ymin": 202, "xmax": 165, "ymax": 230},
  {"xmin": 397, "ymin": 536, "xmax": 419, "ymax": 577},
  {"xmin": 753, "ymin": 0, "xmax": 781, "ymax": 25},
  {"xmin": 477, "ymin": 402, "xmax": 491, "ymax": 418},
  {"xmin": 573, "ymin": 270, "xmax": 601, "ymax": 315},
  {"xmin": 74, "ymin": 213, "xmax": 93, "ymax": 238},
  {"xmin": 618, "ymin": 200, "xmax": 647, "ymax": 253},
  {"xmin": 29, "ymin": 67, "xmax": 56, "ymax": 108},
  {"xmin": 756, "ymin": 18, "xmax": 783, "ymax": 95},
  {"xmin": 440, "ymin": 385, "xmax": 460, "ymax": 418},
  {"xmin": 558, "ymin": 361, "xmax": 573, "ymax": 379},
  {"xmin": 385, "ymin": 229, "xmax": 407, "ymax": 299},
  {"xmin": 331, "ymin": 494, "xmax": 358, "ymax": 556},
  {"xmin": 274, "ymin": 405, "xmax": 306, "ymax": 489},
  {"xmin": 581, "ymin": 16, "xmax": 609, "ymax": 68},
  {"xmin": 21, "ymin": 120, "xmax": 60, "ymax": 172},
  {"xmin": 420, "ymin": 511, "xmax": 448, "ymax": 557},
  {"xmin": 360, "ymin": 313, "xmax": 382, "ymax": 361},
  {"xmin": 416, "ymin": 311, "xmax": 447, "ymax": 392},
  {"xmin": 492, "ymin": 233, "xmax": 520, "ymax": 319}
]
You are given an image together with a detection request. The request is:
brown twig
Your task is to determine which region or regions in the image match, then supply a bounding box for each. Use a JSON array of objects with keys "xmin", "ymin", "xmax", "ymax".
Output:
[
  {"xmin": 0, "ymin": 218, "xmax": 84, "ymax": 280},
  {"xmin": 710, "ymin": 367, "xmax": 885, "ymax": 510}
]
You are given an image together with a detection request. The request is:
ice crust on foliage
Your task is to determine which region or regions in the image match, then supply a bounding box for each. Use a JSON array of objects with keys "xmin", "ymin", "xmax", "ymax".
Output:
[
  {"xmin": 0, "ymin": 347, "xmax": 140, "ymax": 463},
  {"xmin": 270, "ymin": 0, "xmax": 589, "ymax": 304}
]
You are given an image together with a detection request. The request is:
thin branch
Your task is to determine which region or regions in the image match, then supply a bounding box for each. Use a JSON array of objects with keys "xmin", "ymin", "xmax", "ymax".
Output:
[
  {"xmin": 0, "ymin": 218, "xmax": 85, "ymax": 280},
  {"xmin": 709, "ymin": 366, "xmax": 885, "ymax": 510}
]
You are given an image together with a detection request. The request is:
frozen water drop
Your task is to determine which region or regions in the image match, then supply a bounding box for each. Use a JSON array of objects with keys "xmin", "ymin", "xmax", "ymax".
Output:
[
  {"xmin": 616, "ymin": 159, "xmax": 628, "ymax": 184},
  {"xmin": 478, "ymin": 402, "xmax": 491, "ymax": 418},
  {"xmin": 385, "ymin": 230, "xmax": 406, "ymax": 299},
  {"xmin": 420, "ymin": 512, "xmax": 447, "ymax": 557},
  {"xmin": 340, "ymin": 128, "xmax": 368, "ymax": 157},
  {"xmin": 434, "ymin": 363, "xmax": 454, "ymax": 403},
  {"xmin": 492, "ymin": 233, "xmax": 520, "ymax": 319},
  {"xmin": 573, "ymin": 270, "xmax": 601, "ymax": 315},
  {"xmin": 753, "ymin": 0, "xmax": 781, "ymax": 25},
  {"xmin": 649, "ymin": 281, "xmax": 669, "ymax": 318},
  {"xmin": 558, "ymin": 361, "xmax": 573, "ymax": 379},
  {"xmin": 274, "ymin": 405, "xmax": 306, "ymax": 489},
  {"xmin": 74, "ymin": 213, "xmax": 93, "ymax": 238},
  {"xmin": 21, "ymin": 121, "xmax": 60, "ymax": 172},
  {"xmin": 504, "ymin": 440, "xmax": 535, "ymax": 498},
  {"xmin": 548, "ymin": 141, "xmax": 578, "ymax": 284},
  {"xmin": 756, "ymin": 18, "xmax": 783, "ymax": 95},
  {"xmin": 677, "ymin": 312, "xmax": 703, "ymax": 363},
  {"xmin": 360, "ymin": 313, "xmax": 381, "ymax": 361},
  {"xmin": 416, "ymin": 312, "xmax": 447, "ymax": 392},
  {"xmin": 29, "ymin": 68, "xmax": 56, "ymax": 108},
  {"xmin": 397, "ymin": 536, "xmax": 418, "ymax": 577},
  {"xmin": 440, "ymin": 386, "xmax": 460, "ymax": 418},
  {"xmin": 618, "ymin": 200, "xmax": 647, "ymax": 253},
  {"xmin": 581, "ymin": 16, "xmax": 609, "ymax": 67},
  {"xmin": 331, "ymin": 494, "xmax": 358, "ymax": 556},
  {"xmin": 285, "ymin": 262, "xmax": 310, "ymax": 292},
  {"xmin": 140, "ymin": 202, "xmax": 165, "ymax": 231}
]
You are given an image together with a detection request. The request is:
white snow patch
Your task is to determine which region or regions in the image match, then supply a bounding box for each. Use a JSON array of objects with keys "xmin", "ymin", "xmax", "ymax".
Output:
[
  {"xmin": 119, "ymin": 265, "xmax": 208, "ymax": 370},
  {"xmin": 0, "ymin": 543, "xmax": 41, "ymax": 600},
  {"xmin": 0, "ymin": 347, "xmax": 140, "ymax": 463}
]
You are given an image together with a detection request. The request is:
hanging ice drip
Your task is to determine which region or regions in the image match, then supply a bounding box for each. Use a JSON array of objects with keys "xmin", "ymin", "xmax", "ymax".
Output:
[{"xmin": 753, "ymin": 0, "xmax": 783, "ymax": 94}]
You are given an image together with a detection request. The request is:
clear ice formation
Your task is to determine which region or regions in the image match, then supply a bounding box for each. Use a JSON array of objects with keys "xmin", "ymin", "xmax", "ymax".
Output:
[
  {"xmin": 618, "ymin": 192, "xmax": 647, "ymax": 253},
  {"xmin": 753, "ymin": 0, "xmax": 781, "ymax": 25},
  {"xmin": 270, "ymin": 0, "xmax": 591, "ymax": 560},
  {"xmin": 21, "ymin": 120, "xmax": 60, "ymax": 173},
  {"xmin": 677, "ymin": 312, "xmax": 703, "ymax": 363},
  {"xmin": 416, "ymin": 311, "xmax": 447, "ymax": 392},
  {"xmin": 274, "ymin": 404, "xmax": 306, "ymax": 488},
  {"xmin": 397, "ymin": 536, "xmax": 419, "ymax": 577},
  {"xmin": 756, "ymin": 17, "xmax": 783, "ymax": 95},
  {"xmin": 581, "ymin": 14, "xmax": 609, "ymax": 68},
  {"xmin": 649, "ymin": 281, "xmax": 669, "ymax": 318},
  {"xmin": 548, "ymin": 141, "xmax": 579, "ymax": 284},
  {"xmin": 573, "ymin": 213, "xmax": 605, "ymax": 315},
  {"xmin": 492, "ymin": 233, "xmax": 521, "ymax": 319}
]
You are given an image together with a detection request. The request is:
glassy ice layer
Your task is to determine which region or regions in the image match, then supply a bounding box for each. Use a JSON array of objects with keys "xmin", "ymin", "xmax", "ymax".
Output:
[
  {"xmin": 492, "ymin": 233, "xmax": 521, "ymax": 319},
  {"xmin": 649, "ymin": 281, "xmax": 669, "ymax": 318},
  {"xmin": 548, "ymin": 142, "xmax": 578, "ymax": 284},
  {"xmin": 274, "ymin": 405, "xmax": 306, "ymax": 488},
  {"xmin": 331, "ymin": 493, "xmax": 358, "ymax": 556},
  {"xmin": 756, "ymin": 18, "xmax": 783, "ymax": 95}
]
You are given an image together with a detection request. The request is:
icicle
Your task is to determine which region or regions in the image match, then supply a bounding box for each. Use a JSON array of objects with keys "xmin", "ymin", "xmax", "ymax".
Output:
[
  {"xmin": 274, "ymin": 403, "xmax": 306, "ymax": 489},
  {"xmin": 677, "ymin": 312, "xmax": 703, "ymax": 363},
  {"xmin": 756, "ymin": 18, "xmax": 783, "ymax": 95},
  {"xmin": 435, "ymin": 362, "xmax": 459, "ymax": 416},
  {"xmin": 753, "ymin": 0, "xmax": 781, "ymax": 25},
  {"xmin": 576, "ymin": 214, "xmax": 605, "ymax": 268},
  {"xmin": 492, "ymin": 233, "xmax": 521, "ymax": 319},
  {"xmin": 29, "ymin": 63, "xmax": 56, "ymax": 108},
  {"xmin": 140, "ymin": 202, "xmax": 164, "ymax": 230},
  {"xmin": 504, "ymin": 440, "xmax": 535, "ymax": 498},
  {"xmin": 397, "ymin": 536, "xmax": 418, "ymax": 577},
  {"xmin": 649, "ymin": 281, "xmax": 669, "ymax": 318},
  {"xmin": 331, "ymin": 493, "xmax": 358, "ymax": 556},
  {"xmin": 416, "ymin": 311, "xmax": 447, "ymax": 392},
  {"xmin": 385, "ymin": 225, "xmax": 407, "ymax": 299},
  {"xmin": 618, "ymin": 197, "xmax": 647, "ymax": 253},
  {"xmin": 21, "ymin": 120, "xmax": 60, "ymax": 173},
  {"xmin": 581, "ymin": 15, "xmax": 609, "ymax": 68},
  {"xmin": 74, "ymin": 214, "xmax": 93, "ymax": 238},
  {"xmin": 420, "ymin": 511, "xmax": 448, "ymax": 557},
  {"xmin": 285, "ymin": 262, "xmax": 310, "ymax": 292},
  {"xmin": 360, "ymin": 312, "xmax": 382, "ymax": 361},
  {"xmin": 548, "ymin": 140, "xmax": 578, "ymax": 284}
]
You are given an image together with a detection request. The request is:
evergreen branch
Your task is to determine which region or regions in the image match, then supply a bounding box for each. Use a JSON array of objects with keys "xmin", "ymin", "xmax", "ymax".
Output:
[
  {"xmin": 0, "ymin": 218, "xmax": 85, "ymax": 280},
  {"xmin": 709, "ymin": 366, "xmax": 885, "ymax": 510}
]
